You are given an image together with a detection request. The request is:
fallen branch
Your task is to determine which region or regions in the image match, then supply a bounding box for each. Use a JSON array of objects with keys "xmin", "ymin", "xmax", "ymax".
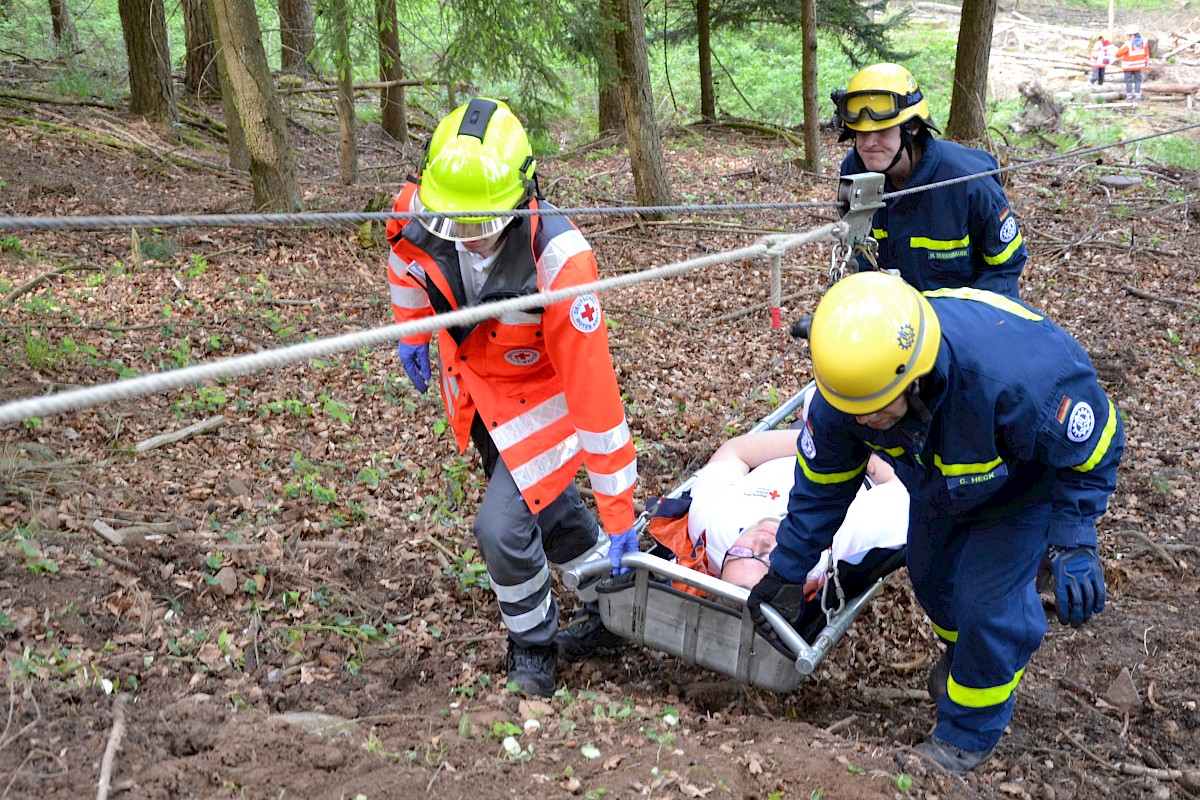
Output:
[
  {"xmin": 716, "ymin": 287, "xmax": 822, "ymax": 323},
  {"xmin": 1122, "ymin": 285, "xmax": 1200, "ymax": 310},
  {"xmin": 134, "ymin": 415, "xmax": 225, "ymax": 454},
  {"xmin": 95, "ymin": 694, "xmax": 127, "ymax": 800},
  {"xmin": 1109, "ymin": 529, "xmax": 1178, "ymax": 570},
  {"xmin": 277, "ymin": 78, "xmax": 439, "ymax": 95},
  {"xmin": 716, "ymin": 120, "xmax": 803, "ymax": 146},
  {"xmin": 1, "ymin": 263, "xmax": 106, "ymax": 306},
  {"xmin": 88, "ymin": 546, "xmax": 140, "ymax": 575},
  {"xmin": 0, "ymin": 87, "xmax": 122, "ymax": 108}
]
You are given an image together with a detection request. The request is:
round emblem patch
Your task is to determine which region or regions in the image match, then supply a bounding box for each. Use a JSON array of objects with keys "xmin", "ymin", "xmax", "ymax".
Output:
[
  {"xmin": 1000, "ymin": 216, "xmax": 1018, "ymax": 244},
  {"xmin": 800, "ymin": 426, "xmax": 817, "ymax": 460},
  {"xmin": 1067, "ymin": 401, "xmax": 1095, "ymax": 443},
  {"xmin": 503, "ymin": 348, "xmax": 541, "ymax": 367},
  {"xmin": 569, "ymin": 294, "xmax": 603, "ymax": 333}
]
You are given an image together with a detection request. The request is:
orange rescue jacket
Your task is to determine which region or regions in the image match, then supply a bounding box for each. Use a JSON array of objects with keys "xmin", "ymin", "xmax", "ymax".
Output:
[
  {"xmin": 1115, "ymin": 39, "xmax": 1149, "ymax": 70},
  {"xmin": 386, "ymin": 181, "xmax": 638, "ymax": 534}
]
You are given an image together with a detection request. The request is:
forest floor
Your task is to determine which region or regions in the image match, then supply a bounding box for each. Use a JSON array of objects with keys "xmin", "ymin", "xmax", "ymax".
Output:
[{"xmin": 2, "ymin": 6, "xmax": 1200, "ymax": 800}]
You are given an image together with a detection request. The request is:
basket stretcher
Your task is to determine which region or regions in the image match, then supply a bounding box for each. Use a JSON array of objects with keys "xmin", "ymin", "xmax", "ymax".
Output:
[{"xmin": 564, "ymin": 390, "xmax": 906, "ymax": 694}]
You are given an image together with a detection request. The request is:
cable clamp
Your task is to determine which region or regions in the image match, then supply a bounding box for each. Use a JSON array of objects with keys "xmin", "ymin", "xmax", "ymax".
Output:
[{"xmin": 831, "ymin": 172, "xmax": 885, "ymax": 283}]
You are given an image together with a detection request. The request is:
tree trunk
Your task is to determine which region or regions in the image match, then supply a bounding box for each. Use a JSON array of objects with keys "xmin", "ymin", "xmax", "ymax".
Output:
[
  {"xmin": 211, "ymin": 0, "xmax": 303, "ymax": 210},
  {"xmin": 611, "ymin": 0, "xmax": 674, "ymax": 214},
  {"xmin": 596, "ymin": 0, "xmax": 623, "ymax": 135},
  {"xmin": 697, "ymin": 0, "xmax": 715, "ymax": 122},
  {"xmin": 328, "ymin": 0, "xmax": 357, "ymax": 184},
  {"xmin": 279, "ymin": 0, "xmax": 315, "ymax": 75},
  {"xmin": 183, "ymin": 0, "xmax": 219, "ymax": 98},
  {"xmin": 375, "ymin": 0, "xmax": 408, "ymax": 143},
  {"xmin": 945, "ymin": 0, "xmax": 996, "ymax": 142},
  {"xmin": 117, "ymin": 0, "xmax": 178, "ymax": 124},
  {"xmin": 47, "ymin": 0, "xmax": 79, "ymax": 53},
  {"xmin": 800, "ymin": 0, "xmax": 819, "ymax": 172},
  {"xmin": 206, "ymin": 0, "xmax": 249, "ymax": 170}
]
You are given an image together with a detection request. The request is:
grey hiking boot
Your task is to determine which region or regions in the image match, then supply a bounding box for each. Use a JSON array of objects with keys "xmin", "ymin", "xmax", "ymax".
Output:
[
  {"xmin": 505, "ymin": 639, "xmax": 557, "ymax": 697},
  {"xmin": 915, "ymin": 735, "xmax": 995, "ymax": 774},
  {"xmin": 554, "ymin": 608, "xmax": 626, "ymax": 662},
  {"xmin": 927, "ymin": 650, "xmax": 951, "ymax": 702}
]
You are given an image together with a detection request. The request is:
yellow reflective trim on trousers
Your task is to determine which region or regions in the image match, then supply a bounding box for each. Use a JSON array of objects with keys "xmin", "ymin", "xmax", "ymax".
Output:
[
  {"xmin": 948, "ymin": 668, "xmax": 1026, "ymax": 709},
  {"xmin": 983, "ymin": 230, "xmax": 1024, "ymax": 265},
  {"xmin": 866, "ymin": 441, "xmax": 905, "ymax": 458},
  {"xmin": 931, "ymin": 622, "xmax": 958, "ymax": 643},
  {"xmin": 934, "ymin": 453, "xmax": 1003, "ymax": 477},
  {"xmin": 1073, "ymin": 399, "xmax": 1118, "ymax": 473},
  {"xmin": 911, "ymin": 234, "xmax": 970, "ymax": 250},
  {"xmin": 923, "ymin": 287, "xmax": 1044, "ymax": 322},
  {"xmin": 872, "ymin": 228, "xmax": 888, "ymax": 239},
  {"xmin": 796, "ymin": 450, "xmax": 867, "ymax": 486}
]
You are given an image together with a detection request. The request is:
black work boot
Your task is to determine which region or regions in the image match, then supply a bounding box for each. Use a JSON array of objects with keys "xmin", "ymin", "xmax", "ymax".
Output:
[
  {"xmin": 554, "ymin": 608, "xmax": 626, "ymax": 662},
  {"xmin": 505, "ymin": 639, "xmax": 557, "ymax": 697},
  {"xmin": 926, "ymin": 650, "xmax": 951, "ymax": 702},
  {"xmin": 914, "ymin": 735, "xmax": 995, "ymax": 774}
]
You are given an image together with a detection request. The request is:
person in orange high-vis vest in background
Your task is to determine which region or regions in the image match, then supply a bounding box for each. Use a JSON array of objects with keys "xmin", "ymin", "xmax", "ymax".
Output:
[
  {"xmin": 1115, "ymin": 26, "xmax": 1149, "ymax": 101},
  {"xmin": 1087, "ymin": 33, "xmax": 1113, "ymax": 86},
  {"xmin": 386, "ymin": 98, "xmax": 638, "ymax": 697}
]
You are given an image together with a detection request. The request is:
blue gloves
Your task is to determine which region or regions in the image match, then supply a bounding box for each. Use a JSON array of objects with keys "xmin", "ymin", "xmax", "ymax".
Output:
[
  {"xmin": 397, "ymin": 342, "xmax": 431, "ymax": 394},
  {"xmin": 1049, "ymin": 546, "xmax": 1106, "ymax": 627},
  {"xmin": 747, "ymin": 568, "xmax": 807, "ymax": 649},
  {"xmin": 608, "ymin": 527, "xmax": 640, "ymax": 575}
]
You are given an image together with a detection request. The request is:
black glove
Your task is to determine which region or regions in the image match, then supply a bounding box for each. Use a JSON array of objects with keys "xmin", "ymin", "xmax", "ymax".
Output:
[
  {"xmin": 1048, "ymin": 546, "xmax": 1106, "ymax": 628},
  {"xmin": 747, "ymin": 568, "xmax": 807, "ymax": 649}
]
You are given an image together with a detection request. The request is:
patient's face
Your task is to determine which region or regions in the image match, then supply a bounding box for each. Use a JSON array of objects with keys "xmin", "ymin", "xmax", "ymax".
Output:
[{"xmin": 720, "ymin": 518, "xmax": 779, "ymax": 590}]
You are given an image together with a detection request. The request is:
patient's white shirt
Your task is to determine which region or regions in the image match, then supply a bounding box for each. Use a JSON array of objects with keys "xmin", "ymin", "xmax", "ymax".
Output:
[{"xmin": 687, "ymin": 457, "xmax": 909, "ymax": 578}]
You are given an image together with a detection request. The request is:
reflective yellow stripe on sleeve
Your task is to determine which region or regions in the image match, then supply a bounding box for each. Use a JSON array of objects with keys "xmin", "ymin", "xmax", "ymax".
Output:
[
  {"xmin": 983, "ymin": 230, "xmax": 1024, "ymax": 265},
  {"xmin": 796, "ymin": 450, "xmax": 867, "ymax": 486},
  {"xmin": 865, "ymin": 441, "xmax": 905, "ymax": 458},
  {"xmin": 1073, "ymin": 399, "xmax": 1119, "ymax": 473},
  {"xmin": 948, "ymin": 668, "xmax": 1026, "ymax": 709}
]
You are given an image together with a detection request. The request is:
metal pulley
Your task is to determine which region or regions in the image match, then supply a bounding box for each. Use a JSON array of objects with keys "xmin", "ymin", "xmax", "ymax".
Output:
[{"xmin": 830, "ymin": 172, "xmax": 885, "ymax": 283}]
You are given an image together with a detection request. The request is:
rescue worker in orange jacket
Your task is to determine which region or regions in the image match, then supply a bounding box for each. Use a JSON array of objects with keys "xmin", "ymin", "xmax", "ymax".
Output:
[
  {"xmin": 1087, "ymin": 33, "xmax": 1113, "ymax": 86},
  {"xmin": 1115, "ymin": 26, "xmax": 1149, "ymax": 101},
  {"xmin": 385, "ymin": 98, "xmax": 637, "ymax": 697}
]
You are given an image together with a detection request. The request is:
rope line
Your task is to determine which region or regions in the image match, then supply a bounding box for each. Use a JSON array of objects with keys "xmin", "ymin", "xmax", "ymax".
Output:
[
  {"xmin": 1, "ymin": 120, "xmax": 1196, "ymax": 233},
  {"xmin": 884, "ymin": 120, "xmax": 1200, "ymax": 202},
  {"xmin": 0, "ymin": 224, "xmax": 845, "ymax": 425},
  {"xmin": 0, "ymin": 201, "xmax": 839, "ymax": 232}
]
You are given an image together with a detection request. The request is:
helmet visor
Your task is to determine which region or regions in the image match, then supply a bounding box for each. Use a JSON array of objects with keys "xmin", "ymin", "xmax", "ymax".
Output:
[
  {"xmin": 837, "ymin": 89, "xmax": 921, "ymax": 125},
  {"xmin": 413, "ymin": 192, "xmax": 513, "ymax": 242}
]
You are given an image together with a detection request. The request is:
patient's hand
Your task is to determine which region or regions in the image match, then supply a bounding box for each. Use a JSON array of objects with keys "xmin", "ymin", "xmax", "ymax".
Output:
[{"xmin": 866, "ymin": 455, "xmax": 897, "ymax": 484}]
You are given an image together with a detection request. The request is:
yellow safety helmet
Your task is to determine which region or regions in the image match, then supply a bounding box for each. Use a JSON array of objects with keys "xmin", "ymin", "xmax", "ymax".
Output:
[
  {"xmin": 831, "ymin": 63, "xmax": 939, "ymax": 134},
  {"xmin": 416, "ymin": 97, "xmax": 536, "ymax": 242},
  {"xmin": 809, "ymin": 272, "xmax": 942, "ymax": 415}
]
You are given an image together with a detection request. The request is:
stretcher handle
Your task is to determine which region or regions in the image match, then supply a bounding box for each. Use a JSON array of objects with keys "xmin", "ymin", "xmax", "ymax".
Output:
[{"xmin": 564, "ymin": 551, "xmax": 886, "ymax": 676}]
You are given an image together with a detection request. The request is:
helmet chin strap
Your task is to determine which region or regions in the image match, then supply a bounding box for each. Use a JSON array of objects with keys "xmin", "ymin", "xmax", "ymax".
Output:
[{"xmin": 880, "ymin": 124, "xmax": 915, "ymax": 177}]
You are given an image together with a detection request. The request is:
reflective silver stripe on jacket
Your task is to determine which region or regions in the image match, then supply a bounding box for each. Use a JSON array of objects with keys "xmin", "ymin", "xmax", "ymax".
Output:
[
  {"xmin": 536, "ymin": 229, "xmax": 590, "ymax": 288},
  {"xmin": 577, "ymin": 419, "xmax": 631, "ymax": 455},
  {"xmin": 390, "ymin": 283, "xmax": 430, "ymax": 311},
  {"xmin": 587, "ymin": 460, "xmax": 638, "ymax": 497},
  {"xmin": 510, "ymin": 434, "xmax": 582, "ymax": 492},
  {"xmin": 491, "ymin": 393, "xmax": 569, "ymax": 451}
]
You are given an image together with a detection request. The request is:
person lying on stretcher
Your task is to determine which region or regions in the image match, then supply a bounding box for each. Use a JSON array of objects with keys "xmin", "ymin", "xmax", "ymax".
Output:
[{"xmin": 648, "ymin": 392, "xmax": 908, "ymax": 601}]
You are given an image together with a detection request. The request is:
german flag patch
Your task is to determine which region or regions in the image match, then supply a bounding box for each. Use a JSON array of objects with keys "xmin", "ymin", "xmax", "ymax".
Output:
[{"xmin": 1055, "ymin": 396, "xmax": 1072, "ymax": 424}]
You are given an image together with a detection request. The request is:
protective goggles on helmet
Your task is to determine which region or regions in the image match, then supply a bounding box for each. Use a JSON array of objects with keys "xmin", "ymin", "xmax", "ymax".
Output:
[
  {"xmin": 832, "ymin": 88, "xmax": 925, "ymax": 125},
  {"xmin": 412, "ymin": 192, "xmax": 514, "ymax": 242}
]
